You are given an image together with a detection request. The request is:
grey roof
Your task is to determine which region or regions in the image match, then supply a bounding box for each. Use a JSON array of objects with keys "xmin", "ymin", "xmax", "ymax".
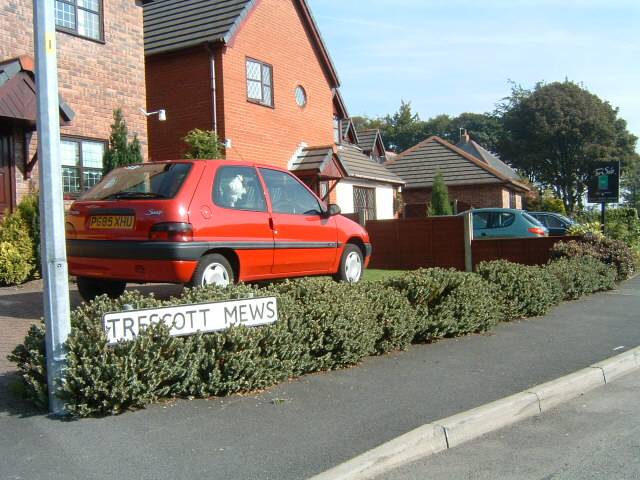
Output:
[
  {"xmin": 338, "ymin": 144, "xmax": 404, "ymax": 185},
  {"xmin": 456, "ymin": 139, "xmax": 521, "ymax": 182},
  {"xmin": 387, "ymin": 137, "xmax": 516, "ymax": 189},
  {"xmin": 144, "ymin": 0, "xmax": 255, "ymax": 55},
  {"xmin": 341, "ymin": 118, "xmax": 358, "ymax": 143},
  {"xmin": 290, "ymin": 146, "xmax": 333, "ymax": 172},
  {"xmin": 356, "ymin": 129, "xmax": 378, "ymax": 153}
]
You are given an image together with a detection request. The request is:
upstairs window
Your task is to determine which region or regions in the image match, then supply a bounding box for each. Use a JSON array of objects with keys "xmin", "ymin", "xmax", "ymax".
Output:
[
  {"xmin": 333, "ymin": 116, "xmax": 342, "ymax": 144},
  {"xmin": 246, "ymin": 58, "xmax": 273, "ymax": 107},
  {"xmin": 55, "ymin": 0, "xmax": 103, "ymax": 41}
]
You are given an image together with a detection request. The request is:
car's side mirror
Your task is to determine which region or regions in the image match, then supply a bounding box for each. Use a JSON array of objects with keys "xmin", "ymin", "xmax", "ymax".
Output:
[{"xmin": 325, "ymin": 203, "xmax": 341, "ymax": 217}]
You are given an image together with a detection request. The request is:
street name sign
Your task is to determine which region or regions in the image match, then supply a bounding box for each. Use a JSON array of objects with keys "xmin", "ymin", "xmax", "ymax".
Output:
[
  {"xmin": 103, "ymin": 296, "xmax": 278, "ymax": 345},
  {"xmin": 588, "ymin": 161, "xmax": 620, "ymax": 204}
]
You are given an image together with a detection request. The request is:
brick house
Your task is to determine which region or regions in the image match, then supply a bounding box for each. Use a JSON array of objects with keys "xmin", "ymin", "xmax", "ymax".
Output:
[
  {"xmin": 0, "ymin": 0, "xmax": 148, "ymax": 215},
  {"xmin": 143, "ymin": 0, "xmax": 402, "ymax": 220},
  {"xmin": 386, "ymin": 135, "xmax": 530, "ymax": 217}
]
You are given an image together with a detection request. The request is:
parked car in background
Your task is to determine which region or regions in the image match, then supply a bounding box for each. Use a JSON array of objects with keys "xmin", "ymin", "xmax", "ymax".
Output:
[
  {"xmin": 461, "ymin": 208, "xmax": 548, "ymax": 239},
  {"xmin": 528, "ymin": 212, "xmax": 576, "ymax": 236},
  {"xmin": 66, "ymin": 160, "xmax": 371, "ymax": 301}
]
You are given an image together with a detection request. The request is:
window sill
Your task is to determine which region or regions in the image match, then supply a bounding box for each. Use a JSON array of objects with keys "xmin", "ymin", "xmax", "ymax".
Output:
[
  {"xmin": 247, "ymin": 99, "xmax": 275, "ymax": 110},
  {"xmin": 56, "ymin": 27, "xmax": 106, "ymax": 45}
]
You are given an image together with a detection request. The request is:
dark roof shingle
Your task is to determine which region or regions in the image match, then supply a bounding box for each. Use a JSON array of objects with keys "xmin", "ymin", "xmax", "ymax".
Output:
[
  {"xmin": 356, "ymin": 129, "xmax": 378, "ymax": 153},
  {"xmin": 338, "ymin": 144, "xmax": 404, "ymax": 185},
  {"xmin": 456, "ymin": 139, "xmax": 521, "ymax": 182},
  {"xmin": 386, "ymin": 136, "xmax": 529, "ymax": 191}
]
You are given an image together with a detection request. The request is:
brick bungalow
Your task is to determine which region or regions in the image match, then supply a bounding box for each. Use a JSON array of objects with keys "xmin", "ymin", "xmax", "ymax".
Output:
[
  {"xmin": 386, "ymin": 134, "xmax": 530, "ymax": 217},
  {"xmin": 0, "ymin": 0, "xmax": 148, "ymax": 214},
  {"xmin": 143, "ymin": 0, "xmax": 402, "ymax": 220}
]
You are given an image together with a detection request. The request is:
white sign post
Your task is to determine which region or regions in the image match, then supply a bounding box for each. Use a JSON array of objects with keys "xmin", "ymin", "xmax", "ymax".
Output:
[{"xmin": 104, "ymin": 297, "xmax": 278, "ymax": 344}]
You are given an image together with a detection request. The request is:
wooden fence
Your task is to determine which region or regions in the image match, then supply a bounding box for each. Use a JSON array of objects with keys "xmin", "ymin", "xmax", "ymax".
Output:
[
  {"xmin": 366, "ymin": 216, "xmax": 576, "ymax": 271},
  {"xmin": 471, "ymin": 236, "xmax": 579, "ymax": 268},
  {"xmin": 366, "ymin": 216, "xmax": 466, "ymax": 270}
]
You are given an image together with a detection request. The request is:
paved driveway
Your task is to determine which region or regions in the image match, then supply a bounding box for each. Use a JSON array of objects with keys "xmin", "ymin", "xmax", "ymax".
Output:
[{"xmin": 0, "ymin": 280, "xmax": 183, "ymax": 407}]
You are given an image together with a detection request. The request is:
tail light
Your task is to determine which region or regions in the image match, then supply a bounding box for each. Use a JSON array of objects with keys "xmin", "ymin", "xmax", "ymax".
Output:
[
  {"xmin": 528, "ymin": 227, "xmax": 547, "ymax": 236},
  {"xmin": 149, "ymin": 222, "xmax": 193, "ymax": 242}
]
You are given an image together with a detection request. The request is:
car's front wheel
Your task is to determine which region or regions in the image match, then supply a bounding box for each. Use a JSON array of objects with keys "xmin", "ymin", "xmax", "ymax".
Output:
[
  {"xmin": 189, "ymin": 253, "xmax": 235, "ymax": 288},
  {"xmin": 77, "ymin": 277, "xmax": 127, "ymax": 302},
  {"xmin": 334, "ymin": 244, "xmax": 363, "ymax": 283}
]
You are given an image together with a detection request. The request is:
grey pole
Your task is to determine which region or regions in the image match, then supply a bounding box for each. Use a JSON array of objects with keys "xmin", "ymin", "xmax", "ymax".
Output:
[{"xmin": 33, "ymin": 0, "xmax": 72, "ymax": 415}]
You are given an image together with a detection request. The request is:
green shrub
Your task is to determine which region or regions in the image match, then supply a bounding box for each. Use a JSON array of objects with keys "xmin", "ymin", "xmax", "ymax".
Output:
[
  {"xmin": 0, "ymin": 209, "xmax": 36, "ymax": 285},
  {"xmin": 476, "ymin": 260, "xmax": 563, "ymax": 320},
  {"xmin": 604, "ymin": 208, "xmax": 640, "ymax": 249},
  {"xmin": 551, "ymin": 235, "xmax": 636, "ymax": 281},
  {"xmin": 567, "ymin": 222, "xmax": 603, "ymax": 239},
  {"xmin": 383, "ymin": 268, "xmax": 503, "ymax": 341},
  {"xmin": 16, "ymin": 192, "xmax": 40, "ymax": 266},
  {"xmin": 546, "ymin": 257, "xmax": 616, "ymax": 300},
  {"xmin": 183, "ymin": 129, "xmax": 225, "ymax": 159},
  {"xmin": 0, "ymin": 241, "xmax": 33, "ymax": 286},
  {"xmin": 7, "ymin": 322, "xmax": 48, "ymax": 409}
]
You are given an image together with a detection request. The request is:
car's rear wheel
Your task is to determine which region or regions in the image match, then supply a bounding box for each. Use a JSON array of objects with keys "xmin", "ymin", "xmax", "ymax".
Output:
[
  {"xmin": 189, "ymin": 253, "xmax": 235, "ymax": 288},
  {"xmin": 334, "ymin": 244, "xmax": 363, "ymax": 283},
  {"xmin": 77, "ymin": 277, "xmax": 127, "ymax": 302}
]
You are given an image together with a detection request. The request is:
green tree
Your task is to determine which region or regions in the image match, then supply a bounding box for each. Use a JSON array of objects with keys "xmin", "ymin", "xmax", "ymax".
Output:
[
  {"xmin": 496, "ymin": 81, "xmax": 638, "ymax": 213},
  {"xmin": 379, "ymin": 101, "xmax": 424, "ymax": 153},
  {"xmin": 428, "ymin": 171, "xmax": 453, "ymax": 216},
  {"xmin": 102, "ymin": 108, "xmax": 143, "ymax": 175},
  {"xmin": 183, "ymin": 129, "xmax": 224, "ymax": 159},
  {"xmin": 622, "ymin": 153, "xmax": 640, "ymax": 211}
]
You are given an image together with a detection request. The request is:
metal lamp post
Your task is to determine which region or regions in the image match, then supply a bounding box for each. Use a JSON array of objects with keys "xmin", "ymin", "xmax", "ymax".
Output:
[{"xmin": 33, "ymin": 0, "xmax": 72, "ymax": 415}]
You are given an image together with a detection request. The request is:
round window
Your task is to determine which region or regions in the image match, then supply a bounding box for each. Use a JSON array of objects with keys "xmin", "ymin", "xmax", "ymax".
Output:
[{"xmin": 295, "ymin": 86, "xmax": 307, "ymax": 107}]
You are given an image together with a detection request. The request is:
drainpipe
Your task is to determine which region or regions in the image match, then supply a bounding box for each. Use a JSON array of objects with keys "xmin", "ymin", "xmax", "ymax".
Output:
[{"xmin": 205, "ymin": 43, "xmax": 217, "ymax": 133}]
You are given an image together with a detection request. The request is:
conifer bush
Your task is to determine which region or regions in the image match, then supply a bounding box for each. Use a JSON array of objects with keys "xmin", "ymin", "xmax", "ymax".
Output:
[{"xmin": 546, "ymin": 257, "xmax": 616, "ymax": 300}]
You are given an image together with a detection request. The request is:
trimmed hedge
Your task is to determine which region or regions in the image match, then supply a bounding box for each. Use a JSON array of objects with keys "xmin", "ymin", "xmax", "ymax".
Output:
[
  {"xmin": 551, "ymin": 234, "xmax": 636, "ymax": 281},
  {"xmin": 383, "ymin": 268, "xmax": 503, "ymax": 341},
  {"xmin": 7, "ymin": 253, "xmax": 623, "ymax": 417},
  {"xmin": 546, "ymin": 257, "xmax": 616, "ymax": 300},
  {"xmin": 0, "ymin": 211, "xmax": 36, "ymax": 285},
  {"xmin": 476, "ymin": 260, "xmax": 563, "ymax": 320}
]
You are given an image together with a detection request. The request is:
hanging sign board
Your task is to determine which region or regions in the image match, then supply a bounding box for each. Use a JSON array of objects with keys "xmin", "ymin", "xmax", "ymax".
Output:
[
  {"xmin": 587, "ymin": 161, "xmax": 620, "ymax": 203},
  {"xmin": 103, "ymin": 296, "xmax": 278, "ymax": 345}
]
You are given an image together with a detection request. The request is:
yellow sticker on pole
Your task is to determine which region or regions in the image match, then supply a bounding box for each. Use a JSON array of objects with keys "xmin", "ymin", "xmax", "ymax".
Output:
[{"xmin": 46, "ymin": 32, "xmax": 55, "ymax": 54}]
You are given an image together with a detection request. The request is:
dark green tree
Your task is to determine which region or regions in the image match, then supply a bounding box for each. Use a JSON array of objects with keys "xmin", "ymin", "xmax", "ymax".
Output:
[
  {"xmin": 622, "ymin": 153, "xmax": 640, "ymax": 211},
  {"xmin": 183, "ymin": 129, "xmax": 224, "ymax": 159},
  {"xmin": 103, "ymin": 108, "xmax": 143, "ymax": 175},
  {"xmin": 428, "ymin": 171, "xmax": 453, "ymax": 216},
  {"xmin": 379, "ymin": 101, "xmax": 424, "ymax": 153},
  {"xmin": 496, "ymin": 81, "xmax": 638, "ymax": 213}
]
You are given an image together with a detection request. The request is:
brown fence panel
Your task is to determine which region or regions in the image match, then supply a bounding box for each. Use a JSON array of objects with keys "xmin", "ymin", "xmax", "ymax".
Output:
[
  {"xmin": 471, "ymin": 236, "xmax": 579, "ymax": 268},
  {"xmin": 366, "ymin": 216, "xmax": 466, "ymax": 270}
]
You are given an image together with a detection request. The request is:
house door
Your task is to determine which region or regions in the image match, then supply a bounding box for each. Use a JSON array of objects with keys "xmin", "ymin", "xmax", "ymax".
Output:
[{"xmin": 0, "ymin": 127, "xmax": 15, "ymax": 214}]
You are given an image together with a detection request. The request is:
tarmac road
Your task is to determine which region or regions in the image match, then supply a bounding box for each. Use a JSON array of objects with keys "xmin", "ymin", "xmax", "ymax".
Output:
[
  {"xmin": 1, "ymin": 277, "xmax": 639, "ymax": 480},
  {"xmin": 380, "ymin": 371, "xmax": 640, "ymax": 480}
]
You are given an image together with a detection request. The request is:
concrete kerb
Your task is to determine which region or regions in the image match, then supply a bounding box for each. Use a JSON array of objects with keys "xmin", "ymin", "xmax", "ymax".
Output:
[{"xmin": 309, "ymin": 345, "xmax": 640, "ymax": 480}]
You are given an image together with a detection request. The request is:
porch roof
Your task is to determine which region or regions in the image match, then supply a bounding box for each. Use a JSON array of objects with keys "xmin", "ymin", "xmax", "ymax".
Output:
[
  {"xmin": 290, "ymin": 145, "xmax": 345, "ymax": 180},
  {"xmin": 0, "ymin": 55, "xmax": 74, "ymax": 126}
]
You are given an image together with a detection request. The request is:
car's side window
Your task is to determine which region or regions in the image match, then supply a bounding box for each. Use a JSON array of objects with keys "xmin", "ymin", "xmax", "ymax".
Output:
[
  {"xmin": 213, "ymin": 166, "xmax": 267, "ymax": 212},
  {"xmin": 259, "ymin": 168, "xmax": 322, "ymax": 215},
  {"xmin": 546, "ymin": 216, "xmax": 564, "ymax": 228},
  {"xmin": 493, "ymin": 212, "xmax": 515, "ymax": 228},
  {"xmin": 473, "ymin": 212, "xmax": 490, "ymax": 229}
]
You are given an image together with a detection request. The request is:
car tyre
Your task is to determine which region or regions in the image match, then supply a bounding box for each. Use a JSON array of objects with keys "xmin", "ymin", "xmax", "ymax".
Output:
[
  {"xmin": 189, "ymin": 253, "xmax": 235, "ymax": 288},
  {"xmin": 77, "ymin": 276, "xmax": 127, "ymax": 302},
  {"xmin": 334, "ymin": 244, "xmax": 363, "ymax": 283}
]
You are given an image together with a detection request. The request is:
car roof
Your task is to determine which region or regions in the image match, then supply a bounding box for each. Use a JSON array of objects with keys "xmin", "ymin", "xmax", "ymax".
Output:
[
  {"xmin": 467, "ymin": 208, "xmax": 524, "ymax": 213},
  {"xmin": 142, "ymin": 159, "xmax": 290, "ymax": 172}
]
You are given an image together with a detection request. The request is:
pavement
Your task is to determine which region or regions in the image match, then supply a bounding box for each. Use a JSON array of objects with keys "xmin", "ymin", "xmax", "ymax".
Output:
[
  {"xmin": 380, "ymin": 371, "xmax": 640, "ymax": 480},
  {"xmin": 1, "ymin": 276, "xmax": 639, "ymax": 480}
]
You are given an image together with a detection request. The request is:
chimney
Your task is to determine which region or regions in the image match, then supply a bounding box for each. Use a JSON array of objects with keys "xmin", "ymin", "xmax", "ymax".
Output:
[{"xmin": 460, "ymin": 128, "xmax": 470, "ymax": 144}]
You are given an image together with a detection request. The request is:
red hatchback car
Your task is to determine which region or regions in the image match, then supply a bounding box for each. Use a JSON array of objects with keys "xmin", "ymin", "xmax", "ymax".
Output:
[{"xmin": 66, "ymin": 160, "xmax": 371, "ymax": 301}]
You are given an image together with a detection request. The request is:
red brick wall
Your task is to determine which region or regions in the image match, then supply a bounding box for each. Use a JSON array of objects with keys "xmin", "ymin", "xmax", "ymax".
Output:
[
  {"xmin": 0, "ymin": 0, "xmax": 148, "ymax": 205},
  {"xmin": 220, "ymin": 0, "xmax": 335, "ymax": 167},
  {"xmin": 145, "ymin": 47, "xmax": 214, "ymax": 160}
]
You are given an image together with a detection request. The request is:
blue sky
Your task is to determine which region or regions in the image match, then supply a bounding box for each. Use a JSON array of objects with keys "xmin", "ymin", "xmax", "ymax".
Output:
[{"xmin": 308, "ymin": 0, "xmax": 640, "ymax": 143}]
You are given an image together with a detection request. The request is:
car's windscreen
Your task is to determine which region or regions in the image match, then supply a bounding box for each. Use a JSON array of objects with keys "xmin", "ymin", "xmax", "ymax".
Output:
[
  {"xmin": 522, "ymin": 212, "xmax": 544, "ymax": 226},
  {"xmin": 80, "ymin": 163, "xmax": 192, "ymax": 201}
]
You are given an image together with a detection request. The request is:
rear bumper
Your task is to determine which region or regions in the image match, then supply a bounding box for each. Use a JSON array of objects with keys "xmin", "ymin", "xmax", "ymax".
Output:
[{"xmin": 68, "ymin": 257, "xmax": 197, "ymax": 283}]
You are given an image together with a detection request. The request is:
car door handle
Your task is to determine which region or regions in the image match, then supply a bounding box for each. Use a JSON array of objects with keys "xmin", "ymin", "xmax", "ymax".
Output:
[{"xmin": 269, "ymin": 217, "xmax": 278, "ymax": 235}]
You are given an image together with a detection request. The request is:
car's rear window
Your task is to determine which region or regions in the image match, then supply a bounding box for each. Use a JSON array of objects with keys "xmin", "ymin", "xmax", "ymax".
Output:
[{"xmin": 80, "ymin": 163, "xmax": 193, "ymax": 201}]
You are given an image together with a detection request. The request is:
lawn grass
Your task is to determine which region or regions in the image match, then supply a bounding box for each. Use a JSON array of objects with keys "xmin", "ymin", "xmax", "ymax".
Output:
[{"xmin": 363, "ymin": 269, "xmax": 406, "ymax": 282}]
